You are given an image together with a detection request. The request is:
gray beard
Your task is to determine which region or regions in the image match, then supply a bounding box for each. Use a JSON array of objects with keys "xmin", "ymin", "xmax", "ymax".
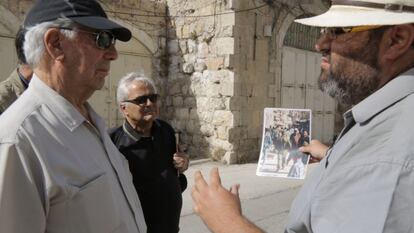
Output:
[{"xmin": 319, "ymin": 74, "xmax": 351, "ymax": 105}]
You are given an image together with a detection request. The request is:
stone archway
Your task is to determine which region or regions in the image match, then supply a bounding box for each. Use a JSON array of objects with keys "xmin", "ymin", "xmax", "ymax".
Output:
[
  {"xmin": 271, "ymin": 1, "xmax": 336, "ymax": 143},
  {"xmin": 111, "ymin": 18, "xmax": 157, "ymax": 54}
]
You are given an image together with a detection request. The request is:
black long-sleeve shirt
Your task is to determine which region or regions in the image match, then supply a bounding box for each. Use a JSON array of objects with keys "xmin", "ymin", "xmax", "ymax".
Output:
[{"xmin": 109, "ymin": 119, "xmax": 183, "ymax": 233}]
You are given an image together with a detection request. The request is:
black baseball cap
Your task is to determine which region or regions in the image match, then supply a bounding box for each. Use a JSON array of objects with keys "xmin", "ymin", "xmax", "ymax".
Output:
[{"xmin": 23, "ymin": 0, "xmax": 131, "ymax": 42}]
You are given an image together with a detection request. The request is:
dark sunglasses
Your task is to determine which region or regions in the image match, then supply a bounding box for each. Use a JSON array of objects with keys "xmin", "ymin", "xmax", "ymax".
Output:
[
  {"xmin": 123, "ymin": 94, "xmax": 159, "ymax": 105},
  {"xmin": 59, "ymin": 27, "xmax": 116, "ymax": 49}
]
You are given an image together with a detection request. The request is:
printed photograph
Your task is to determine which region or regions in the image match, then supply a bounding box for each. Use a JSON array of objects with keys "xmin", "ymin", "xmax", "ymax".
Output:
[{"xmin": 256, "ymin": 108, "xmax": 312, "ymax": 179}]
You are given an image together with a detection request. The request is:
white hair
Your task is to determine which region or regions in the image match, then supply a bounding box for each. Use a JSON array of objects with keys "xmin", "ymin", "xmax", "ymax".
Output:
[
  {"xmin": 24, "ymin": 18, "xmax": 77, "ymax": 67},
  {"xmin": 117, "ymin": 72, "xmax": 158, "ymax": 105}
]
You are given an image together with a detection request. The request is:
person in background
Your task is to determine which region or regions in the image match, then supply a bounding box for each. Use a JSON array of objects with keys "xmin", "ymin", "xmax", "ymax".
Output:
[
  {"xmin": 0, "ymin": 0, "xmax": 147, "ymax": 232},
  {"xmin": 109, "ymin": 72, "xmax": 189, "ymax": 233},
  {"xmin": 191, "ymin": 0, "xmax": 414, "ymax": 232},
  {"xmin": 0, "ymin": 27, "xmax": 33, "ymax": 114}
]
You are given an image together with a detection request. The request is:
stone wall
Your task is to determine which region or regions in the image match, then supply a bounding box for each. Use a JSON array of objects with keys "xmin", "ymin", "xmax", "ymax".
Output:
[
  {"xmin": 164, "ymin": 0, "xmax": 237, "ymax": 160},
  {"xmin": 164, "ymin": 0, "xmax": 284, "ymax": 163},
  {"xmin": 164, "ymin": 0, "xmax": 329, "ymax": 163}
]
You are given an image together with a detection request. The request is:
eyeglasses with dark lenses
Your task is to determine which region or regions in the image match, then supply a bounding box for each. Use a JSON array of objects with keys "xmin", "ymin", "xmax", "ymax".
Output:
[
  {"xmin": 123, "ymin": 94, "xmax": 159, "ymax": 105},
  {"xmin": 59, "ymin": 27, "xmax": 116, "ymax": 49}
]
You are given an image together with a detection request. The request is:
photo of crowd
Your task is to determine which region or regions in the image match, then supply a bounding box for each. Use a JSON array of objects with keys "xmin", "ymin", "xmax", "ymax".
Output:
[{"xmin": 257, "ymin": 108, "xmax": 311, "ymax": 179}]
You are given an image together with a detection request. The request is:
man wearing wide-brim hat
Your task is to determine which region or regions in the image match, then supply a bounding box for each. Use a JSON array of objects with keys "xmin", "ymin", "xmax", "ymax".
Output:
[
  {"xmin": 0, "ymin": 0, "xmax": 146, "ymax": 232},
  {"xmin": 191, "ymin": 0, "xmax": 414, "ymax": 232}
]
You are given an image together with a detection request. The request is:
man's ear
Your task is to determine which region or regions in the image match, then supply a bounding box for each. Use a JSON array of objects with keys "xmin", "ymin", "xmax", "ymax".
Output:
[
  {"xmin": 383, "ymin": 24, "xmax": 414, "ymax": 60},
  {"xmin": 120, "ymin": 103, "xmax": 128, "ymax": 116},
  {"xmin": 44, "ymin": 28, "xmax": 64, "ymax": 61}
]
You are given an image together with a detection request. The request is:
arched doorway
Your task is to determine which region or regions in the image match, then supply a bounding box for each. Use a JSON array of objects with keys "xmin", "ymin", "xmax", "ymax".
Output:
[{"xmin": 280, "ymin": 21, "xmax": 336, "ymax": 143}]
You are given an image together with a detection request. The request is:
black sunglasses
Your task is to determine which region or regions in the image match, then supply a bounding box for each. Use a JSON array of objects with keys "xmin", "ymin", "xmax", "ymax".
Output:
[
  {"xmin": 59, "ymin": 27, "xmax": 116, "ymax": 49},
  {"xmin": 123, "ymin": 94, "xmax": 159, "ymax": 105}
]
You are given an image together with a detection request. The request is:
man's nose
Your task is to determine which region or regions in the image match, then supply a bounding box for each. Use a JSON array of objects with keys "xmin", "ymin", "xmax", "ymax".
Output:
[
  {"xmin": 104, "ymin": 44, "xmax": 118, "ymax": 60},
  {"xmin": 315, "ymin": 34, "xmax": 332, "ymax": 53}
]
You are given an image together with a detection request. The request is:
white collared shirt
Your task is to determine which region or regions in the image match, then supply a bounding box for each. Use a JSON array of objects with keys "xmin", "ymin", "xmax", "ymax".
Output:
[
  {"xmin": 286, "ymin": 68, "xmax": 414, "ymax": 233},
  {"xmin": 0, "ymin": 74, "xmax": 146, "ymax": 233}
]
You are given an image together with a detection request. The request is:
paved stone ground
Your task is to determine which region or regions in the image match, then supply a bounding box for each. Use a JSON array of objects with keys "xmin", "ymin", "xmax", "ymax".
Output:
[{"xmin": 179, "ymin": 161, "xmax": 314, "ymax": 233}]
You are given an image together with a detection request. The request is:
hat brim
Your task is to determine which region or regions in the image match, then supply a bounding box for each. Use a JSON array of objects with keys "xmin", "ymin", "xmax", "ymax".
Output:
[
  {"xmin": 71, "ymin": 16, "xmax": 132, "ymax": 41},
  {"xmin": 295, "ymin": 5, "xmax": 414, "ymax": 27}
]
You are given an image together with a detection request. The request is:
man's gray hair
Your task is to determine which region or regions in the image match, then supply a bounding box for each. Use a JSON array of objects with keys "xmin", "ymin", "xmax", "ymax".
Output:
[
  {"xmin": 117, "ymin": 72, "xmax": 158, "ymax": 105},
  {"xmin": 24, "ymin": 18, "xmax": 77, "ymax": 67}
]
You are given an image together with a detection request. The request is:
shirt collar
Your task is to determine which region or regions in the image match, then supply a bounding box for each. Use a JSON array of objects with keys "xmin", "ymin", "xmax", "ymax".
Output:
[
  {"xmin": 122, "ymin": 119, "xmax": 161, "ymax": 142},
  {"xmin": 123, "ymin": 120, "xmax": 144, "ymax": 141},
  {"xmin": 352, "ymin": 67, "xmax": 414, "ymax": 124},
  {"xmin": 30, "ymin": 74, "xmax": 90, "ymax": 131}
]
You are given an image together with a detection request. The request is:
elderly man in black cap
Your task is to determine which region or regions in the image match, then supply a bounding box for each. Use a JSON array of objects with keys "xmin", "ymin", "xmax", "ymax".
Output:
[
  {"xmin": 0, "ymin": 0, "xmax": 146, "ymax": 232},
  {"xmin": 191, "ymin": 0, "xmax": 414, "ymax": 232}
]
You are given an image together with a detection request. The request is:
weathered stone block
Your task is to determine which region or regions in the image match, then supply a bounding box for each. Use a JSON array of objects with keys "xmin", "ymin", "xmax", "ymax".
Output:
[
  {"xmin": 172, "ymin": 96, "xmax": 184, "ymax": 106},
  {"xmin": 181, "ymin": 24, "xmax": 192, "ymax": 39},
  {"xmin": 210, "ymin": 138, "xmax": 233, "ymax": 151},
  {"xmin": 205, "ymin": 57, "xmax": 224, "ymax": 70},
  {"xmin": 184, "ymin": 97, "xmax": 196, "ymax": 107},
  {"xmin": 183, "ymin": 54, "xmax": 196, "ymax": 64},
  {"xmin": 194, "ymin": 60, "xmax": 207, "ymax": 72},
  {"xmin": 216, "ymin": 126, "xmax": 229, "ymax": 140},
  {"xmin": 219, "ymin": 80, "xmax": 234, "ymax": 97},
  {"xmin": 212, "ymin": 110, "xmax": 233, "ymax": 126},
  {"xmin": 211, "ymin": 147, "xmax": 227, "ymax": 161},
  {"xmin": 200, "ymin": 124, "xmax": 215, "ymax": 137},
  {"xmin": 168, "ymin": 82, "xmax": 182, "ymax": 95},
  {"xmin": 213, "ymin": 37, "xmax": 234, "ymax": 55},
  {"xmin": 181, "ymin": 84, "xmax": 189, "ymax": 95},
  {"xmin": 200, "ymin": 110, "xmax": 214, "ymax": 124},
  {"xmin": 197, "ymin": 42, "xmax": 209, "ymax": 58},
  {"xmin": 187, "ymin": 39, "xmax": 197, "ymax": 53},
  {"xmin": 176, "ymin": 108, "xmax": 190, "ymax": 119},
  {"xmin": 206, "ymin": 98, "xmax": 226, "ymax": 110},
  {"xmin": 232, "ymin": 110, "xmax": 241, "ymax": 126},
  {"xmin": 217, "ymin": 25, "xmax": 234, "ymax": 37},
  {"xmin": 165, "ymin": 96, "xmax": 172, "ymax": 106},
  {"xmin": 182, "ymin": 63, "xmax": 194, "ymax": 74},
  {"xmin": 186, "ymin": 120, "xmax": 198, "ymax": 134}
]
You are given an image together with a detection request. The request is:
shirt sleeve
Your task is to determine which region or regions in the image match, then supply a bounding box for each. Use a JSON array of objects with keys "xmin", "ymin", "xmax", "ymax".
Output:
[{"xmin": 0, "ymin": 143, "xmax": 46, "ymax": 233}]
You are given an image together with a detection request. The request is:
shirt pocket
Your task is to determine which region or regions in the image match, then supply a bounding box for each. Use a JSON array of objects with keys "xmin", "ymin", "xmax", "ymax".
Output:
[{"xmin": 66, "ymin": 173, "xmax": 122, "ymax": 233}]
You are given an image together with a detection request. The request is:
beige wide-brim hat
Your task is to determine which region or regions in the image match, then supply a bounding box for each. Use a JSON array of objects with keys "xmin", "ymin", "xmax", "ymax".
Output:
[{"xmin": 295, "ymin": 0, "xmax": 414, "ymax": 27}]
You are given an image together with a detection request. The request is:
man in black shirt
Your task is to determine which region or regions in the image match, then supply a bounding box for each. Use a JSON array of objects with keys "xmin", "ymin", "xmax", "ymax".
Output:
[{"xmin": 109, "ymin": 72, "xmax": 189, "ymax": 233}]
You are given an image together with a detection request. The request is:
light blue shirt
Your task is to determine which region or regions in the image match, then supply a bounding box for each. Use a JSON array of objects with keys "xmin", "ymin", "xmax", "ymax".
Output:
[
  {"xmin": 286, "ymin": 68, "xmax": 414, "ymax": 233},
  {"xmin": 0, "ymin": 74, "xmax": 146, "ymax": 233}
]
